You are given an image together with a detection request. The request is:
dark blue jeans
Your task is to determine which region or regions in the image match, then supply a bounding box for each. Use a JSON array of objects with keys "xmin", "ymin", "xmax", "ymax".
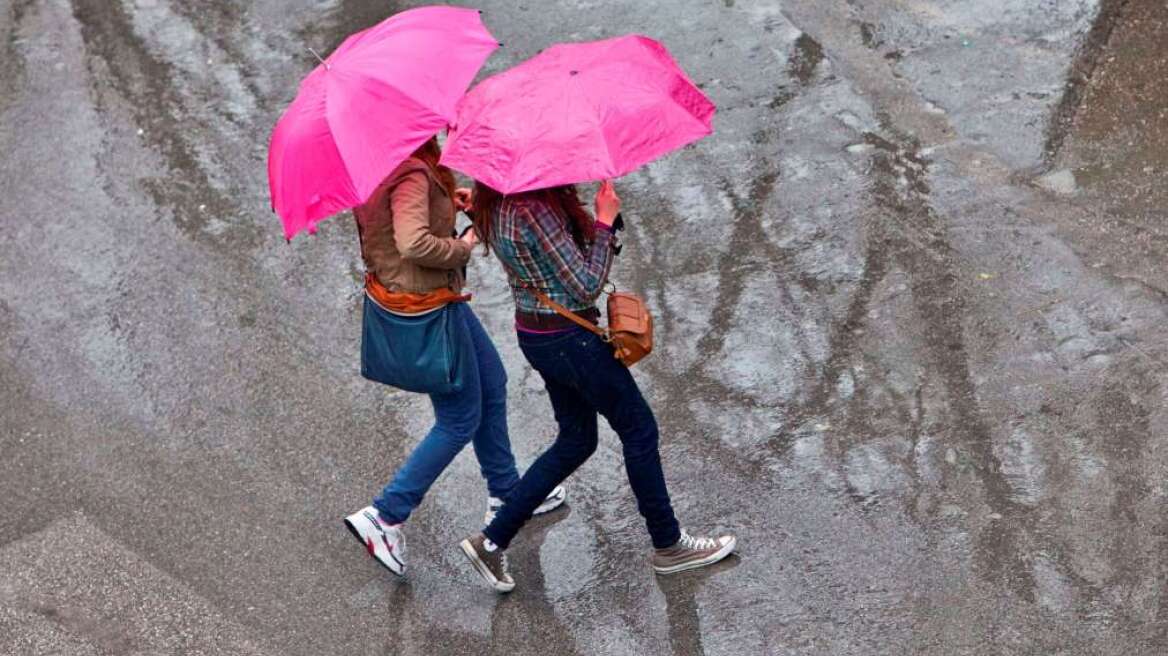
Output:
[
  {"xmin": 483, "ymin": 327, "xmax": 681, "ymax": 549},
  {"xmin": 372, "ymin": 303, "xmax": 521, "ymax": 524}
]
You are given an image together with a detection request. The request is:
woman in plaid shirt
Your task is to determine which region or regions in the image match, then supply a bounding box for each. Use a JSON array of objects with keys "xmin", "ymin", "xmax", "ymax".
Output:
[{"xmin": 458, "ymin": 180, "xmax": 737, "ymax": 592}]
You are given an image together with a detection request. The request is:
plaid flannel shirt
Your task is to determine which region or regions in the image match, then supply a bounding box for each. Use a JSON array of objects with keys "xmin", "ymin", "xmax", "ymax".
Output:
[{"xmin": 491, "ymin": 196, "xmax": 616, "ymax": 315}]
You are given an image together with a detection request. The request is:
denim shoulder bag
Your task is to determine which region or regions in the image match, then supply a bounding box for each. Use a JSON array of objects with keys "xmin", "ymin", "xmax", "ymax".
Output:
[{"xmin": 360, "ymin": 294, "xmax": 465, "ymax": 394}]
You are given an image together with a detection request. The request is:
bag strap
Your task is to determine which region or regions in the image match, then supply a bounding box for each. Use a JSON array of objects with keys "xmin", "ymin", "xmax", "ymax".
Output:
[
  {"xmin": 527, "ymin": 284, "xmax": 610, "ymax": 340},
  {"xmin": 496, "ymin": 254, "xmax": 610, "ymax": 340}
]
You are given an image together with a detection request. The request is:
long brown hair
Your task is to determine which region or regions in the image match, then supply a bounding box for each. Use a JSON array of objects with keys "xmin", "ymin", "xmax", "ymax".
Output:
[
  {"xmin": 471, "ymin": 183, "xmax": 597, "ymax": 254},
  {"xmin": 411, "ymin": 136, "xmax": 457, "ymax": 201}
]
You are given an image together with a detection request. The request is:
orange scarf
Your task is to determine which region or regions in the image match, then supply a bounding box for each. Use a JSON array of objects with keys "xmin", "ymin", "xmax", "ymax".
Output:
[{"xmin": 365, "ymin": 274, "xmax": 470, "ymax": 314}]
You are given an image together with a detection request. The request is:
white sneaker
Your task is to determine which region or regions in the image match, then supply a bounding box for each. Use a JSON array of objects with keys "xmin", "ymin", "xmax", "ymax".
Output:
[
  {"xmin": 484, "ymin": 485, "xmax": 567, "ymax": 525},
  {"xmin": 344, "ymin": 506, "xmax": 406, "ymax": 576}
]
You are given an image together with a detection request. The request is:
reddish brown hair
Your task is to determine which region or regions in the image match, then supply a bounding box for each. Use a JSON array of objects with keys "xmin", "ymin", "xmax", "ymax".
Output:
[
  {"xmin": 411, "ymin": 136, "xmax": 457, "ymax": 201},
  {"xmin": 471, "ymin": 183, "xmax": 597, "ymax": 254}
]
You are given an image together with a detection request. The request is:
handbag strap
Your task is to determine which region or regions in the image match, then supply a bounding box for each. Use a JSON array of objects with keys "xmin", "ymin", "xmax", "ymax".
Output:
[
  {"xmin": 527, "ymin": 284, "xmax": 611, "ymax": 340},
  {"xmin": 496, "ymin": 255, "xmax": 610, "ymax": 341}
]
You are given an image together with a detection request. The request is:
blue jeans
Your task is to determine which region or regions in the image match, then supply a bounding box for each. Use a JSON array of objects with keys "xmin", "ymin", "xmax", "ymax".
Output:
[
  {"xmin": 483, "ymin": 327, "xmax": 681, "ymax": 549},
  {"xmin": 372, "ymin": 303, "xmax": 521, "ymax": 524}
]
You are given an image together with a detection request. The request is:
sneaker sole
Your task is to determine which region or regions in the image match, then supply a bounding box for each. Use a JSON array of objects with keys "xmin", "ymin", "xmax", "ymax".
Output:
[
  {"xmin": 344, "ymin": 516, "xmax": 405, "ymax": 577},
  {"xmin": 652, "ymin": 536, "xmax": 737, "ymax": 575},
  {"xmin": 459, "ymin": 539, "xmax": 515, "ymax": 593}
]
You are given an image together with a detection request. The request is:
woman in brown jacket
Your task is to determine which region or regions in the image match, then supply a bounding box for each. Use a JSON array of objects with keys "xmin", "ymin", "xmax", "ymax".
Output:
[{"xmin": 343, "ymin": 138, "xmax": 565, "ymax": 577}]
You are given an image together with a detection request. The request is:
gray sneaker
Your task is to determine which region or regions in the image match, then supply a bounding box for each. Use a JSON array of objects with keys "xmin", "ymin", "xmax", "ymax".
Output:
[
  {"xmin": 459, "ymin": 534, "xmax": 515, "ymax": 593},
  {"xmin": 651, "ymin": 529, "xmax": 736, "ymax": 575}
]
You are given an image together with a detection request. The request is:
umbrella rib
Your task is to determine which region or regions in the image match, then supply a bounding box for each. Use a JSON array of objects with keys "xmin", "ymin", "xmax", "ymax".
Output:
[
  {"xmin": 318, "ymin": 73, "xmax": 349, "ymax": 183},
  {"xmin": 573, "ymin": 72, "xmax": 619, "ymax": 178},
  {"xmin": 356, "ymin": 72, "xmax": 453, "ymax": 121}
]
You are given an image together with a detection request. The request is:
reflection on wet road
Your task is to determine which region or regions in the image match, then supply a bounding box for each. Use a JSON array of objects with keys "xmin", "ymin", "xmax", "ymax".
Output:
[{"xmin": 2, "ymin": 0, "xmax": 1167, "ymax": 654}]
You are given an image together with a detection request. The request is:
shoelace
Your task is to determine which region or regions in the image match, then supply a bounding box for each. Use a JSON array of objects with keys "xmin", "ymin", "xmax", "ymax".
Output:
[
  {"xmin": 484, "ymin": 539, "xmax": 509, "ymax": 574},
  {"xmin": 679, "ymin": 530, "xmax": 718, "ymax": 551}
]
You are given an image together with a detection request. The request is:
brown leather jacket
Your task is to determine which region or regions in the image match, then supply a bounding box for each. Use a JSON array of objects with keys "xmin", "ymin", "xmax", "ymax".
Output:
[{"xmin": 354, "ymin": 157, "xmax": 471, "ymax": 294}]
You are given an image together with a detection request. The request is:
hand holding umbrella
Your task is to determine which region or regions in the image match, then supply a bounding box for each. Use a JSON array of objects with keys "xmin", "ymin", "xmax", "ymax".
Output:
[
  {"xmin": 594, "ymin": 180, "xmax": 622, "ymax": 227},
  {"xmin": 453, "ymin": 187, "xmax": 475, "ymax": 212}
]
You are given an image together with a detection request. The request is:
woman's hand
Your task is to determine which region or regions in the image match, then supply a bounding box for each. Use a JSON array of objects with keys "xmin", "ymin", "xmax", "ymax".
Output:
[
  {"xmin": 594, "ymin": 180, "xmax": 621, "ymax": 226},
  {"xmin": 454, "ymin": 187, "xmax": 474, "ymax": 212}
]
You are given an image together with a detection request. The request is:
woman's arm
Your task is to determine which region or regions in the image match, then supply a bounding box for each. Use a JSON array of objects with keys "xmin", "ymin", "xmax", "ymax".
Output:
[
  {"xmin": 520, "ymin": 203, "xmax": 616, "ymax": 304},
  {"xmin": 391, "ymin": 172, "xmax": 472, "ymax": 269}
]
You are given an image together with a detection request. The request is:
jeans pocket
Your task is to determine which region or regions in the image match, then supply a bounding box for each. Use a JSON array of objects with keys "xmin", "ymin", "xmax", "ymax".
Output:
[{"xmin": 581, "ymin": 333, "xmax": 614, "ymax": 360}]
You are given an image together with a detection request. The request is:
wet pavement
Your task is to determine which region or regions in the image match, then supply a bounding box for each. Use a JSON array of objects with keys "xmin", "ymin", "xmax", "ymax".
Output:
[{"xmin": 1, "ymin": 0, "xmax": 1166, "ymax": 654}]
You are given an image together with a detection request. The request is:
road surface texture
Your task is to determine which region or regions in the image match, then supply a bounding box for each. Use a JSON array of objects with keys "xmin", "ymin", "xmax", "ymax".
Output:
[{"xmin": 2, "ymin": 0, "xmax": 1166, "ymax": 654}]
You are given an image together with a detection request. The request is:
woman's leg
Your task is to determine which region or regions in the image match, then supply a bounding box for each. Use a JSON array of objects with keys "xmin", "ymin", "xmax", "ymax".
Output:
[
  {"xmin": 460, "ymin": 306, "xmax": 521, "ymax": 499},
  {"xmin": 482, "ymin": 372, "xmax": 598, "ymax": 550},
  {"xmin": 371, "ymin": 306, "xmax": 483, "ymax": 524},
  {"xmin": 573, "ymin": 336, "xmax": 681, "ymax": 549}
]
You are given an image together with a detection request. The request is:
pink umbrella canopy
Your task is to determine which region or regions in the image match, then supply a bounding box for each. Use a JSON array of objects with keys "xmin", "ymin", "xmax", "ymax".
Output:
[
  {"xmin": 440, "ymin": 35, "xmax": 715, "ymax": 194},
  {"xmin": 268, "ymin": 6, "xmax": 499, "ymax": 239}
]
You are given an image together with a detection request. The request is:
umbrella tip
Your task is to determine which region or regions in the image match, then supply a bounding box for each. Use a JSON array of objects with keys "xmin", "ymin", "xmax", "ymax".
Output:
[
  {"xmin": 307, "ymin": 46, "xmax": 329, "ymax": 70},
  {"xmin": 498, "ymin": 42, "xmax": 504, "ymax": 47}
]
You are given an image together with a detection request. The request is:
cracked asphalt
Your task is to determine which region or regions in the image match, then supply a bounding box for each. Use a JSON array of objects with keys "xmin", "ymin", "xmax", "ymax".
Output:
[{"xmin": 2, "ymin": 1, "xmax": 1167, "ymax": 654}]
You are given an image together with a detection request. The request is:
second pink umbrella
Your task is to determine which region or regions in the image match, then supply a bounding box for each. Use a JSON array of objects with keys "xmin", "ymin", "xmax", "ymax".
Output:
[{"xmin": 440, "ymin": 34, "xmax": 715, "ymax": 194}]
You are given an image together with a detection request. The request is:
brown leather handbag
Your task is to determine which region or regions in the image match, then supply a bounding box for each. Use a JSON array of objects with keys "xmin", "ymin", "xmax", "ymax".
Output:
[{"xmin": 524, "ymin": 284, "xmax": 654, "ymax": 367}]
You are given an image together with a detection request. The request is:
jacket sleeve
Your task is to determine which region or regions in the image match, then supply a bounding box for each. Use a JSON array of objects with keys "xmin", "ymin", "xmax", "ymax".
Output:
[
  {"xmin": 390, "ymin": 172, "xmax": 471, "ymax": 269},
  {"xmin": 520, "ymin": 204, "xmax": 615, "ymax": 304}
]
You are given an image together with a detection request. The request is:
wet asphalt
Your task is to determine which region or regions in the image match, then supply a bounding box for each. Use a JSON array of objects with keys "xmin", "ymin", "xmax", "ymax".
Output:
[{"xmin": 2, "ymin": 1, "xmax": 1167, "ymax": 654}]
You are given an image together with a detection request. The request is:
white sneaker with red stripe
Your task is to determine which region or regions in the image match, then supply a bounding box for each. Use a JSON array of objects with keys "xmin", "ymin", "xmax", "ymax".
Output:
[{"xmin": 344, "ymin": 506, "xmax": 406, "ymax": 576}]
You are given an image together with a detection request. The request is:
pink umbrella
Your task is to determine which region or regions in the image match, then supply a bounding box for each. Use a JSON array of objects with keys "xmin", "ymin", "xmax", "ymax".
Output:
[
  {"xmin": 268, "ymin": 6, "xmax": 499, "ymax": 239},
  {"xmin": 440, "ymin": 35, "xmax": 715, "ymax": 194}
]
